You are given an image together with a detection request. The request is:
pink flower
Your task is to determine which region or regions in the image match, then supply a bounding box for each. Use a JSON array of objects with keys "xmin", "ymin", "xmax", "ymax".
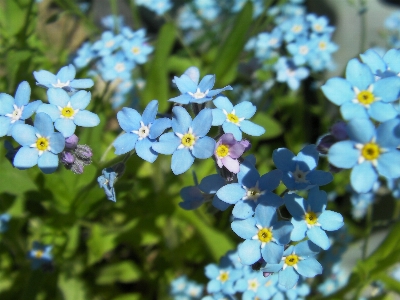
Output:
[{"xmin": 214, "ymin": 133, "xmax": 246, "ymax": 173}]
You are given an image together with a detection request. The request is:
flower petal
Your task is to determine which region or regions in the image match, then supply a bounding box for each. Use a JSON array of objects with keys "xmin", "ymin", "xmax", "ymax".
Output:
[
  {"xmin": 113, "ymin": 132, "xmax": 138, "ymax": 155},
  {"xmin": 38, "ymin": 151, "xmax": 59, "ymax": 174},
  {"xmin": 141, "ymin": 100, "xmax": 158, "ymax": 124},
  {"xmin": 74, "ymin": 110, "xmax": 100, "ymax": 127},
  {"xmin": 136, "ymin": 138, "xmax": 158, "ymax": 163},
  {"xmin": 171, "ymin": 148, "xmax": 194, "ymax": 175},
  {"xmin": 13, "ymin": 147, "xmax": 38, "ymax": 169},
  {"xmin": 238, "ymin": 240, "xmax": 262, "ymax": 265},
  {"xmin": 14, "ymin": 81, "xmax": 31, "ymax": 106},
  {"xmin": 350, "ymin": 162, "xmax": 377, "ymax": 193}
]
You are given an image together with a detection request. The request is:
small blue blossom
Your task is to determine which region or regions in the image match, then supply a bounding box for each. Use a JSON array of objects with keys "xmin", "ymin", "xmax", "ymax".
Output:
[
  {"xmin": 205, "ymin": 263, "xmax": 243, "ymax": 295},
  {"xmin": 169, "ymin": 67, "xmax": 232, "ymax": 105},
  {"xmin": 136, "ymin": 0, "xmax": 172, "ymax": 15},
  {"xmin": 97, "ymin": 51, "xmax": 135, "ymax": 82},
  {"xmin": 306, "ymin": 13, "xmax": 334, "ymax": 34},
  {"xmin": 328, "ymin": 118, "xmax": 400, "ymax": 193},
  {"xmin": 113, "ymin": 100, "xmax": 171, "ymax": 162},
  {"xmin": 273, "ymin": 144, "xmax": 333, "ymax": 191},
  {"xmin": 73, "ymin": 42, "xmax": 96, "ymax": 68},
  {"xmin": 0, "ymin": 81, "xmax": 42, "ymax": 137},
  {"xmin": 33, "ymin": 64, "xmax": 94, "ymax": 92},
  {"xmin": 284, "ymin": 187, "xmax": 344, "ymax": 250},
  {"xmin": 27, "ymin": 241, "xmax": 53, "ymax": 270},
  {"xmin": 91, "ymin": 31, "xmax": 123, "ymax": 57},
  {"xmin": 275, "ymin": 57, "xmax": 309, "ymax": 90},
  {"xmin": 231, "ymin": 204, "xmax": 293, "ymax": 265},
  {"xmin": 98, "ymin": 167, "xmax": 117, "ymax": 202},
  {"xmin": 152, "ymin": 106, "xmax": 215, "ymax": 175},
  {"xmin": 11, "ymin": 112, "xmax": 65, "ymax": 174},
  {"xmin": 262, "ymin": 240, "xmax": 322, "ymax": 290},
  {"xmin": 0, "ymin": 213, "xmax": 11, "ymax": 233},
  {"xmin": 170, "ymin": 275, "xmax": 204, "ymax": 299},
  {"xmin": 360, "ymin": 48, "xmax": 400, "ymax": 79},
  {"xmin": 211, "ymin": 95, "xmax": 265, "ymax": 141},
  {"xmin": 37, "ymin": 88, "xmax": 100, "ymax": 138},
  {"xmin": 121, "ymin": 32, "xmax": 153, "ymax": 64},
  {"xmin": 234, "ymin": 266, "xmax": 276, "ymax": 299}
]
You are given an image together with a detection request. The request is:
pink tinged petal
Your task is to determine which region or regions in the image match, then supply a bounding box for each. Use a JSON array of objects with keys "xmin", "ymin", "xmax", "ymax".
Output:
[
  {"xmin": 13, "ymin": 147, "xmax": 38, "ymax": 169},
  {"xmin": 307, "ymin": 226, "xmax": 330, "ymax": 250},
  {"xmin": 238, "ymin": 240, "xmax": 262, "ymax": 265},
  {"xmin": 38, "ymin": 151, "xmax": 59, "ymax": 174},
  {"xmin": 229, "ymin": 143, "xmax": 245, "ymax": 158},
  {"xmin": 221, "ymin": 156, "xmax": 240, "ymax": 173}
]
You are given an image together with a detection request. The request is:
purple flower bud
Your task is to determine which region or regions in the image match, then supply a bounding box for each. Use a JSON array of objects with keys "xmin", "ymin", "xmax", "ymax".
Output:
[
  {"xmin": 60, "ymin": 151, "xmax": 75, "ymax": 165},
  {"xmin": 75, "ymin": 145, "xmax": 93, "ymax": 160},
  {"xmin": 65, "ymin": 134, "xmax": 79, "ymax": 149},
  {"xmin": 263, "ymin": 272, "xmax": 272, "ymax": 278},
  {"xmin": 240, "ymin": 139, "xmax": 251, "ymax": 152},
  {"xmin": 71, "ymin": 161, "xmax": 84, "ymax": 174},
  {"xmin": 330, "ymin": 121, "xmax": 347, "ymax": 141}
]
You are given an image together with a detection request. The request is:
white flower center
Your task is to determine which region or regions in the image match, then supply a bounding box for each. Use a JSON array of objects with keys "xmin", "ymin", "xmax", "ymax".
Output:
[
  {"xmin": 52, "ymin": 79, "xmax": 71, "ymax": 88},
  {"xmin": 132, "ymin": 121, "xmax": 151, "ymax": 140},
  {"xmin": 290, "ymin": 164, "xmax": 309, "ymax": 183},
  {"xmin": 248, "ymin": 278, "xmax": 260, "ymax": 292},
  {"xmin": 115, "ymin": 63, "xmax": 126, "ymax": 73},
  {"xmin": 6, "ymin": 104, "xmax": 24, "ymax": 123},
  {"xmin": 188, "ymin": 88, "xmax": 209, "ymax": 99},
  {"xmin": 299, "ymin": 45, "xmax": 309, "ymax": 55},
  {"xmin": 242, "ymin": 182, "xmax": 265, "ymax": 201}
]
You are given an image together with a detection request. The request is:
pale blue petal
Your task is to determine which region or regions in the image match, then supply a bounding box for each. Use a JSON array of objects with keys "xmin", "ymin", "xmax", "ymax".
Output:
[
  {"xmin": 184, "ymin": 67, "xmax": 199, "ymax": 85},
  {"xmin": 297, "ymin": 144, "xmax": 319, "ymax": 169},
  {"xmin": 259, "ymin": 169, "xmax": 282, "ymax": 191},
  {"xmin": 232, "ymin": 200, "xmax": 256, "ymax": 219},
  {"xmin": 74, "ymin": 110, "xmax": 100, "ymax": 127},
  {"xmin": 377, "ymin": 151, "xmax": 400, "ymax": 178},
  {"xmin": 350, "ymin": 162, "xmax": 377, "ymax": 193},
  {"xmin": 198, "ymin": 74, "xmax": 215, "ymax": 91},
  {"xmin": 212, "ymin": 196, "xmax": 231, "ymax": 211},
  {"xmin": 171, "ymin": 148, "xmax": 194, "ymax": 175},
  {"xmin": 262, "ymin": 262, "xmax": 283, "ymax": 273},
  {"xmin": 238, "ymin": 240, "xmax": 261, "ymax": 265},
  {"xmin": 36, "ymin": 103, "xmax": 60, "ymax": 121},
  {"xmin": 151, "ymin": 132, "xmax": 180, "ymax": 155},
  {"xmin": 57, "ymin": 64, "xmax": 76, "ymax": 82},
  {"xmin": 192, "ymin": 108, "xmax": 212, "ymax": 137},
  {"xmin": 34, "ymin": 113, "xmax": 54, "ymax": 136},
  {"xmin": 384, "ymin": 49, "xmax": 400, "ymax": 73},
  {"xmin": 135, "ymin": 138, "xmax": 158, "ymax": 163},
  {"xmin": 340, "ymin": 102, "xmax": 369, "ymax": 121},
  {"xmin": 207, "ymin": 85, "xmax": 232, "ymax": 97},
  {"xmin": 211, "ymin": 108, "xmax": 226, "ymax": 126},
  {"xmin": 328, "ymin": 141, "xmax": 359, "ymax": 169},
  {"xmin": 321, "ymin": 77, "xmax": 354, "ymax": 106},
  {"xmin": 377, "ymin": 118, "xmax": 400, "ymax": 148},
  {"xmin": 297, "ymin": 258, "xmax": 322, "ymax": 277},
  {"xmin": 141, "ymin": 100, "xmax": 158, "ymax": 124},
  {"xmin": 374, "ymin": 77, "xmax": 400, "ymax": 102},
  {"xmin": 173, "ymin": 74, "xmax": 197, "ymax": 94},
  {"xmin": 11, "ymin": 124, "xmax": 36, "ymax": 145},
  {"xmin": 192, "ymin": 136, "xmax": 215, "ymax": 159},
  {"xmin": 273, "ymin": 221, "xmax": 293, "ymax": 245},
  {"xmin": 47, "ymin": 88, "xmax": 69, "ymax": 107},
  {"xmin": 368, "ymin": 102, "xmax": 397, "ymax": 122},
  {"xmin": 172, "ymin": 106, "xmax": 192, "ymax": 133},
  {"xmin": 216, "ymin": 183, "xmax": 244, "ymax": 204},
  {"xmin": 231, "ymin": 218, "xmax": 257, "ymax": 239},
  {"xmin": 14, "ymin": 81, "xmax": 31, "ymax": 106},
  {"xmin": 0, "ymin": 93, "xmax": 14, "ymax": 115},
  {"xmin": 345, "ymin": 58, "xmax": 374, "ymax": 90},
  {"xmin": 223, "ymin": 122, "xmax": 242, "ymax": 140},
  {"xmin": 234, "ymin": 101, "xmax": 256, "ymax": 119},
  {"xmin": 33, "ymin": 70, "xmax": 56, "ymax": 85},
  {"xmin": 69, "ymin": 78, "xmax": 94, "ymax": 89},
  {"xmin": 21, "ymin": 100, "xmax": 42, "ymax": 119},
  {"xmin": 205, "ymin": 264, "xmax": 219, "ymax": 278},
  {"xmin": 168, "ymin": 94, "xmax": 192, "ymax": 105},
  {"xmin": 360, "ymin": 49, "xmax": 386, "ymax": 74},
  {"xmin": 284, "ymin": 193, "xmax": 307, "ymax": 218},
  {"xmin": 13, "ymin": 147, "xmax": 38, "ymax": 169},
  {"xmin": 240, "ymin": 120, "xmax": 265, "ymax": 137},
  {"xmin": 38, "ymin": 151, "xmax": 59, "ymax": 174},
  {"xmin": 307, "ymin": 226, "xmax": 330, "ymax": 250},
  {"xmin": 319, "ymin": 210, "xmax": 344, "ymax": 231},
  {"xmin": 255, "ymin": 204, "xmax": 277, "ymax": 227},
  {"xmin": 117, "ymin": 107, "xmax": 141, "ymax": 132},
  {"xmin": 207, "ymin": 280, "xmax": 221, "ymax": 294},
  {"xmin": 290, "ymin": 218, "xmax": 307, "ymax": 241},
  {"xmin": 295, "ymin": 240, "xmax": 320, "ymax": 257},
  {"xmin": 262, "ymin": 243, "xmax": 284, "ymax": 264},
  {"xmin": 49, "ymin": 132, "xmax": 65, "ymax": 154},
  {"xmin": 273, "ymin": 148, "xmax": 296, "ymax": 171},
  {"xmin": 279, "ymin": 267, "xmax": 299, "ymax": 290},
  {"xmin": 55, "ymin": 118, "xmax": 76, "ymax": 137},
  {"xmin": 70, "ymin": 90, "xmax": 91, "ymax": 109},
  {"xmin": 308, "ymin": 187, "xmax": 327, "ymax": 213},
  {"xmin": 113, "ymin": 133, "xmax": 137, "ymax": 155},
  {"xmin": 149, "ymin": 117, "xmax": 171, "ymax": 139},
  {"xmin": 0, "ymin": 116, "xmax": 10, "ymax": 137},
  {"xmin": 213, "ymin": 95, "xmax": 233, "ymax": 111}
]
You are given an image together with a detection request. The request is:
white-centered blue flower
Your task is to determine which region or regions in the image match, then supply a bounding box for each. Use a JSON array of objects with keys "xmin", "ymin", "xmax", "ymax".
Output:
[
  {"xmin": 152, "ymin": 106, "xmax": 215, "ymax": 175},
  {"xmin": 36, "ymin": 88, "xmax": 100, "ymax": 138},
  {"xmin": 0, "ymin": 81, "xmax": 41, "ymax": 137}
]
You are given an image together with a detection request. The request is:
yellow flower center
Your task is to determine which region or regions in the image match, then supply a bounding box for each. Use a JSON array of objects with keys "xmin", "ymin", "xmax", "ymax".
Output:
[
  {"xmin": 361, "ymin": 142, "xmax": 381, "ymax": 161},
  {"xmin": 257, "ymin": 228, "xmax": 273, "ymax": 243},
  {"xmin": 35, "ymin": 250, "xmax": 43, "ymax": 259},
  {"xmin": 61, "ymin": 106, "xmax": 75, "ymax": 118},
  {"xmin": 131, "ymin": 46, "xmax": 141, "ymax": 54},
  {"xmin": 36, "ymin": 137, "xmax": 49, "ymax": 151},
  {"xmin": 181, "ymin": 133, "xmax": 196, "ymax": 148},
  {"xmin": 216, "ymin": 144, "xmax": 229, "ymax": 158},
  {"xmin": 319, "ymin": 41, "xmax": 327, "ymax": 50},
  {"xmin": 218, "ymin": 271, "xmax": 229, "ymax": 283},
  {"xmin": 227, "ymin": 113, "xmax": 239, "ymax": 124},
  {"xmin": 304, "ymin": 211, "xmax": 318, "ymax": 225},
  {"xmin": 357, "ymin": 90, "xmax": 375, "ymax": 105},
  {"xmin": 285, "ymin": 254, "xmax": 299, "ymax": 266},
  {"xmin": 292, "ymin": 25, "xmax": 303, "ymax": 33}
]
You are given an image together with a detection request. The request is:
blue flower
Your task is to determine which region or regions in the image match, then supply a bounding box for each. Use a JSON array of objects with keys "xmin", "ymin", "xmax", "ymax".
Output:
[
  {"xmin": 36, "ymin": 88, "xmax": 100, "ymax": 138},
  {"xmin": 273, "ymin": 144, "xmax": 333, "ymax": 191},
  {"xmin": 231, "ymin": 204, "xmax": 293, "ymax": 265},
  {"xmin": 211, "ymin": 96, "xmax": 265, "ymax": 141},
  {"xmin": 27, "ymin": 241, "xmax": 53, "ymax": 270},
  {"xmin": 275, "ymin": 57, "xmax": 309, "ymax": 90},
  {"xmin": 284, "ymin": 187, "xmax": 344, "ymax": 250},
  {"xmin": 33, "ymin": 64, "xmax": 94, "ymax": 92},
  {"xmin": 0, "ymin": 81, "xmax": 42, "ymax": 137},
  {"xmin": 360, "ymin": 48, "xmax": 400, "ymax": 79},
  {"xmin": 321, "ymin": 58, "xmax": 400, "ymax": 122},
  {"xmin": 73, "ymin": 42, "xmax": 96, "ymax": 68},
  {"xmin": 11, "ymin": 112, "xmax": 65, "ymax": 174},
  {"xmin": 306, "ymin": 13, "xmax": 334, "ymax": 34},
  {"xmin": 91, "ymin": 31, "xmax": 123, "ymax": 57},
  {"xmin": 234, "ymin": 267, "xmax": 276, "ymax": 300},
  {"xmin": 113, "ymin": 100, "xmax": 171, "ymax": 162},
  {"xmin": 216, "ymin": 162, "xmax": 283, "ymax": 219},
  {"xmin": 0, "ymin": 213, "xmax": 11, "ymax": 233},
  {"xmin": 328, "ymin": 118, "xmax": 400, "ymax": 193},
  {"xmin": 121, "ymin": 32, "xmax": 153, "ymax": 64},
  {"xmin": 152, "ymin": 106, "xmax": 215, "ymax": 175},
  {"xmin": 97, "ymin": 51, "xmax": 134, "ymax": 81},
  {"xmin": 98, "ymin": 167, "xmax": 117, "ymax": 202},
  {"xmin": 262, "ymin": 240, "xmax": 322, "ymax": 290},
  {"xmin": 169, "ymin": 67, "xmax": 232, "ymax": 104},
  {"xmin": 205, "ymin": 263, "xmax": 243, "ymax": 295}
]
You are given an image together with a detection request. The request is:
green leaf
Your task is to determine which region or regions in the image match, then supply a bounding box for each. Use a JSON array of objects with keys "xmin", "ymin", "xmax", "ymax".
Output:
[
  {"xmin": 96, "ymin": 261, "xmax": 141, "ymax": 285},
  {"xmin": 58, "ymin": 273, "xmax": 88, "ymax": 300},
  {"xmin": 87, "ymin": 224, "xmax": 117, "ymax": 265},
  {"xmin": 210, "ymin": 2, "xmax": 253, "ymax": 86},
  {"xmin": 141, "ymin": 22, "xmax": 176, "ymax": 112},
  {"xmin": 251, "ymin": 112, "xmax": 283, "ymax": 140}
]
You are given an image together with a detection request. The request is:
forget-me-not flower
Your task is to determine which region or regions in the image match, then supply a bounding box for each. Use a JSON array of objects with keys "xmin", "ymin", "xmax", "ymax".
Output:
[
  {"xmin": 205, "ymin": 263, "xmax": 242, "ymax": 295},
  {"xmin": 152, "ymin": 106, "xmax": 215, "ymax": 175},
  {"xmin": 169, "ymin": 67, "xmax": 232, "ymax": 105},
  {"xmin": 27, "ymin": 241, "xmax": 53, "ymax": 270},
  {"xmin": 98, "ymin": 167, "xmax": 117, "ymax": 202},
  {"xmin": 231, "ymin": 204, "xmax": 293, "ymax": 265},
  {"xmin": 113, "ymin": 100, "xmax": 171, "ymax": 162},
  {"xmin": 360, "ymin": 48, "xmax": 400, "ymax": 79},
  {"xmin": 36, "ymin": 88, "xmax": 100, "ymax": 138},
  {"xmin": 211, "ymin": 96, "xmax": 265, "ymax": 141},
  {"xmin": 0, "ymin": 81, "xmax": 41, "ymax": 137},
  {"xmin": 33, "ymin": 64, "xmax": 94, "ymax": 92},
  {"xmin": 284, "ymin": 187, "xmax": 344, "ymax": 250},
  {"xmin": 12, "ymin": 112, "xmax": 65, "ymax": 174}
]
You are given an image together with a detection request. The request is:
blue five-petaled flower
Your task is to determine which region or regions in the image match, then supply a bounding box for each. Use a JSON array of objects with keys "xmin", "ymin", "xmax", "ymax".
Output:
[{"xmin": 152, "ymin": 106, "xmax": 216, "ymax": 175}]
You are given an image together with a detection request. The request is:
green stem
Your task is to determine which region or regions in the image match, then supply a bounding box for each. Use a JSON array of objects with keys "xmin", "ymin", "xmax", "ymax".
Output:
[{"xmin": 361, "ymin": 203, "xmax": 373, "ymax": 260}]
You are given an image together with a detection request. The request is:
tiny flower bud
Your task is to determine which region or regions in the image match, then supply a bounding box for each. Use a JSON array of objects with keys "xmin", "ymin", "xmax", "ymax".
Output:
[
  {"xmin": 330, "ymin": 121, "xmax": 347, "ymax": 141},
  {"xmin": 75, "ymin": 145, "xmax": 93, "ymax": 160},
  {"xmin": 60, "ymin": 151, "xmax": 75, "ymax": 165},
  {"xmin": 65, "ymin": 134, "xmax": 79, "ymax": 149}
]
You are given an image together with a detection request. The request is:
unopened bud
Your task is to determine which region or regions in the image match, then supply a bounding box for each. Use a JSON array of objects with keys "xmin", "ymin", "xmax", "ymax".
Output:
[{"xmin": 65, "ymin": 134, "xmax": 79, "ymax": 149}]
